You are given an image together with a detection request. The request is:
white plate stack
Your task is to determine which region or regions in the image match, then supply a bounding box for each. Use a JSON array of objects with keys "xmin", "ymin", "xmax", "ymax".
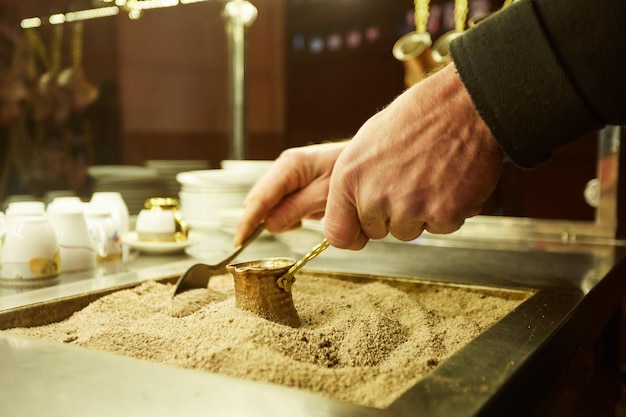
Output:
[
  {"xmin": 177, "ymin": 165, "xmax": 269, "ymax": 232},
  {"xmin": 219, "ymin": 159, "xmax": 275, "ymax": 177},
  {"xmin": 145, "ymin": 160, "xmax": 210, "ymax": 198},
  {"xmin": 88, "ymin": 165, "xmax": 164, "ymax": 215}
]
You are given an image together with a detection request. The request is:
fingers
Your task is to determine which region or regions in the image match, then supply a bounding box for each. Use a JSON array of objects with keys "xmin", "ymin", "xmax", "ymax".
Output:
[
  {"xmin": 388, "ymin": 218, "xmax": 426, "ymax": 241},
  {"xmin": 354, "ymin": 189, "xmax": 392, "ymax": 240},
  {"xmin": 386, "ymin": 199, "xmax": 478, "ymax": 240},
  {"xmin": 263, "ymin": 178, "xmax": 329, "ymax": 233},
  {"xmin": 233, "ymin": 159, "xmax": 300, "ymax": 246},
  {"xmin": 234, "ymin": 142, "xmax": 346, "ymax": 246},
  {"xmin": 423, "ymin": 220, "xmax": 464, "ymax": 235},
  {"xmin": 323, "ymin": 196, "xmax": 369, "ymax": 250},
  {"xmin": 324, "ymin": 170, "xmax": 478, "ymax": 249},
  {"xmin": 305, "ymin": 212, "xmax": 326, "ymax": 221},
  {"xmin": 233, "ymin": 176, "xmax": 289, "ymax": 246},
  {"xmin": 235, "ymin": 182, "xmax": 326, "ymax": 247}
]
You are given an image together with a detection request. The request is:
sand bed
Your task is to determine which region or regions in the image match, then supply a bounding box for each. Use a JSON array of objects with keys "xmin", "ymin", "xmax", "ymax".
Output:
[{"xmin": 7, "ymin": 273, "xmax": 528, "ymax": 408}]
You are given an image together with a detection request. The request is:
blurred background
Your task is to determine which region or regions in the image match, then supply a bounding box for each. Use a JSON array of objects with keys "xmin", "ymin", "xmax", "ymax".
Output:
[{"xmin": 0, "ymin": 0, "xmax": 620, "ymax": 232}]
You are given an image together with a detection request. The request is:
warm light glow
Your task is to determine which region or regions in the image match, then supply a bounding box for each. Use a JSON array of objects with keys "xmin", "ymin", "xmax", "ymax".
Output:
[
  {"xmin": 20, "ymin": 17, "xmax": 42, "ymax": 29},
  {"xmin": 128, "ymin": 9, "xmax": 142, "ymax": 19},
  {"xmin": 223, "ymin": 0, "xmax": 258, "ymax": 26},
  {"xmin": 65, "ymin": 6, "xmax": 120, "ymax": 22},
  {"xmin": 126, "ymin": 0, "xmax": 179, "ymax": 10},
  {"xmin": 19, "ymin": 0, "xmax": 213, "ymax": 29},
  {"xmin": 49, "ymin": 14, "xmax": 66, "ymax": 25}
]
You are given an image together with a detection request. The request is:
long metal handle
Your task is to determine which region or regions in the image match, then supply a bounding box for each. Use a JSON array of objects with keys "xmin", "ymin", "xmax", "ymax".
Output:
[
  {"xmin": 218, "ymin": 222, "xmax": 265, "ymax": 268},
  {"xmin": 276, "ymin": 239, "xmax": 330, "ymax": 292}
]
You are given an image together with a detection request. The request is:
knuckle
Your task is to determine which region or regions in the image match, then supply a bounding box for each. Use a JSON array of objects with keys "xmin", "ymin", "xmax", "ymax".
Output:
[
  {"xmin": 390, "ymin": 224, "xmax": 424, "ymax": 241},
  {"xmin": 277, "ymin": 147, "xmax": 306, "ymax": 165}
]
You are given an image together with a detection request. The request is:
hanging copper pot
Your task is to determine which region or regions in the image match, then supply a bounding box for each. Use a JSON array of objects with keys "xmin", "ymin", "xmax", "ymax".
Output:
[
  {"xmin": 36, "ymin": 25, "xmax": 71, "ymax": 124},
  {"xmin": 57, "ymin": 21, "xmax": 98, "ymax": 111},
  {"xmin": 392, "ymin": 31, "xmax": 440, "ymax": 87}
]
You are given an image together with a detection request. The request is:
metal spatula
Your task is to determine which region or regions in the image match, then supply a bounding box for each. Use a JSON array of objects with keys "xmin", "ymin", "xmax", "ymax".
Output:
[{"xmin": 172, "ymin": 223, "xmax": 265, "ymax": 297}]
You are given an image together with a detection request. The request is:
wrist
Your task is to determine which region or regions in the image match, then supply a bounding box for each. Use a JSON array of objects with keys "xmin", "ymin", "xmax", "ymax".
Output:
[{"xmin": 443, "ymin": 62, "xmax": 506, "ymax": 163}]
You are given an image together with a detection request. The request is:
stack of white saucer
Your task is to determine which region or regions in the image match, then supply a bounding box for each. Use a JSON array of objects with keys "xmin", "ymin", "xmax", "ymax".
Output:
[
  {"xmin": 219, "ymin": 159, "xmax": 274, "ymax": 177},
  {"xmin": 145, "ymin": 160, "xmax": 210, "ymax": 198},
  {"xmin": 177, "ymin": 170, "xmax": 252, "ymax": 232},
  {"xmin": 176, "ymin": 160, "xmax": 273, "ymax": 232},
  {"xmin": 88, "ymin": 165, "xmax": 163, "ymax": 215}
]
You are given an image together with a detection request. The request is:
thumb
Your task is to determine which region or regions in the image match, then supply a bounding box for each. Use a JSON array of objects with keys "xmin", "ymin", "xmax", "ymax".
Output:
[{"xmin": 324, "ymin": 191, "xmax": 369, "ymax": 250}]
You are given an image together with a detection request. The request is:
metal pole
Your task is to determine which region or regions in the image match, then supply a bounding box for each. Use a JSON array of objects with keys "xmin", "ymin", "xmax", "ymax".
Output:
[
  {"xmin": 594, "ymin": 125, "xmax": 621, "ymax": 235},
  {"xmin": 223, "ymin": 0, "xmax": 257, "ymax": 160}
]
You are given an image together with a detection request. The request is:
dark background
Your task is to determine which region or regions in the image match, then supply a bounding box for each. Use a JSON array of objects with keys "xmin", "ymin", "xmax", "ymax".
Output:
[{"xmin": 0, "ymin": 0, "xmax": 622, "ymax": 235}]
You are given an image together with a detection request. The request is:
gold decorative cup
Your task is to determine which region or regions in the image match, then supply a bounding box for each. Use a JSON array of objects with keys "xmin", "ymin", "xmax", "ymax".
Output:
[{"xmin": 136, "ymin": 197, "xmax": 188, "ymax": 242}]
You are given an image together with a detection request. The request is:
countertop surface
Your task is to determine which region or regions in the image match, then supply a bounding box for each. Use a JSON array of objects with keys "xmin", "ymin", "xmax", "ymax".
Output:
[{"xmin": 1, "ymin": 226, "xmax": 626, "ymax": 417}]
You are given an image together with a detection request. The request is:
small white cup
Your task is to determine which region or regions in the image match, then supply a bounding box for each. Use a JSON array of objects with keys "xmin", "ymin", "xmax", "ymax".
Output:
[
  {"xmin": 1, "ymin": 215, "xmax": 61, "ymax": 281},
  {"xmin": 46, "ymin": 199, "xmax": 97, "ymax": 273},
  {"xmin": 48, "ymin": 196, "xmax": 83, "ymax": 208},
  {"xmin": 136, "ymin": 197, "xmax": 188, "ymax": 242},
  {"xmin": 135, "ymin": 209, "xmax": 178, "ymax": 242},
  {"xmin": 84, "ymin": 204, "xmax": 123, "ymax": 262},
  {"xmin": 5, "ymin": 201, "xmax": 46, "ymax": 219},
  {"xmin": 0, "ymin": 211, "xmax": 5, "ymax": 238},
  {"xmin": 90, "ymin": 192, "xmax": 130, "ymax": 261}
]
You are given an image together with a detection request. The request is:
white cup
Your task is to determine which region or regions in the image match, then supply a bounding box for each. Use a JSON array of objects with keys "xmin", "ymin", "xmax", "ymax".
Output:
[
  {"xmin": 90, "ymin": 192, "xmax": 129, "ymax": 261},
  {"xmin": 5, "ymin": 201, "xmax": 46, "ymax": 219},
  {"xmin": 1, "ymin": 215, "xmax": 61, "ymax": 281},
  {"xmin": 136, "ymin": 209, "xmax": 177, "ymax": 242},
  {"xmin": 84, "ymin": 204, "xmax": 123, "ymax": 262},
  {"xmin": 46, "ymin": 200, "xmax": 97, "ymax": 272},
  {"xmin": 136, "ymin": 197, "xmax": 188, "ymax": 243},
  {"xmin": 48, "ymin": 196, "xmax": 83, "ymax": 208},
  {"xmin": 0, "ymin": 211, "xmax": 5, "ymax": 237}
]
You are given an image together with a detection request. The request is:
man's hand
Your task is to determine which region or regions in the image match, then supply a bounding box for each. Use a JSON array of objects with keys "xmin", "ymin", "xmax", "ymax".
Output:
[{"xmin": 324, "ymin": 63, "xmax": 504, "ymax": 249}]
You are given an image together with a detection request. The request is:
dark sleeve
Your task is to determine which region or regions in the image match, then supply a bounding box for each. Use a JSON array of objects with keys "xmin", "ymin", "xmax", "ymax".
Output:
[{"xmin": 449, "ymin": 0, "xmax": 626, "ymax": 168}]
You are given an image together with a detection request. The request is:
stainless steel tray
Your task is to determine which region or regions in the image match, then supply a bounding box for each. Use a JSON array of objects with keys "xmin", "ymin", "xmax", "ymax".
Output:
[
  {"xmin": 0, "ymin": 273, "xmax": 181, "ymax": 330},
  {"xmin": 2, "ymin": 237, "xmax": 620, "ymax": 417},
  {"xmin": 0, "ymin": 270, "xmax": 531, "ymax": 331},
  {"xmin": 0, "ymin": 269, "xmax": 534, "ymax": 410}
]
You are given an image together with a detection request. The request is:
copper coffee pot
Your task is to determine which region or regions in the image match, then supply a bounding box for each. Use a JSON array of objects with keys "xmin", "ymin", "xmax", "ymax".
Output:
[
  {"xmin": 36, "ymin": 25, "xmax": 71, "ymax": 124},
  {"xmin": 392, "ymin": 31, "xmax": 440, "ymax": 87},
  {"xmin": 394, "ymin": 0, "xmax": 507, "ymax": 87},
  {"xmin": 392, "ymin": 0, "xmax": 440, "ymax": 87},
  {"xmin": 57, "ymin": 22, "xmax": 98, "ymax": 111}
]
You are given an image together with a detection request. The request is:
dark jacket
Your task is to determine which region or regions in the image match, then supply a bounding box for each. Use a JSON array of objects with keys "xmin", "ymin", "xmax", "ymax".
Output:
[{"xmin": 450, "ymin": 0, "xmax": 626, "ymax": 168}]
